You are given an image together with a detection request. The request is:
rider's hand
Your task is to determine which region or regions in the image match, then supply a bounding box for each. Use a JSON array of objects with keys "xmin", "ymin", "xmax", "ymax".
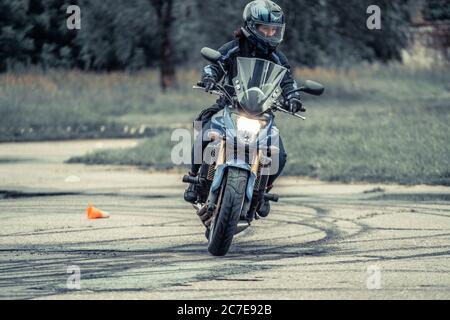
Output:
[
  {"xmin": 203, "ymin": 77, "xmax": 216, "ymax": 92},
  {"xmin": 286, "ymin": 96, "xmax": 305, "ymax": 113}
]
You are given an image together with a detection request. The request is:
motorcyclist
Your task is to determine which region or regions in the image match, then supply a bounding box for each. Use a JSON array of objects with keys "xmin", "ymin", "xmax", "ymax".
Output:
[{"xmin": 184, "ymin": 0, "xmax": 303, "ymax": 217}]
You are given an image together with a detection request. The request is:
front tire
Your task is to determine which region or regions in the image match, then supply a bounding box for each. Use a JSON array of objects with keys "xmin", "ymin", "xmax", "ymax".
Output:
[{"xmin": 208, "ymin": 167, "xmax": 248, "ymax": 256}]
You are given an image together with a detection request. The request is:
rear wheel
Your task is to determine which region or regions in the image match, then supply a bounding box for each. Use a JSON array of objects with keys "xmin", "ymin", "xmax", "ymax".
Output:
[{"xmin": 208, "ymin": 167, "xmax": 248, "ymax": 256}]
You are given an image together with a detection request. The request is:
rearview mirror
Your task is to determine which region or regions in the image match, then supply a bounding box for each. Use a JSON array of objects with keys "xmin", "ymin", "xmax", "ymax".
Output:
[
  {"xmin": 301, "ymin": 80, "xmax": 325, "ymax": 96},
  {"xmin": 201, "ymin": 47, "xmax": 222, "ymax": 63}
]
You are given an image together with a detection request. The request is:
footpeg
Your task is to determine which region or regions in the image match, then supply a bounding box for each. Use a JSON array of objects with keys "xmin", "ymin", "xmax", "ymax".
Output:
[
  {"xmin": 263, "ymin": 193, "xmax": 279, "ymax": 202},
  {"xmin": 197, "ymin": 204, "xmax": 213, "ymax": 227},
  {"xmin": 235, "ymin": 220, "xmax": 250, "ymax": 235},
  {"xmin": 197, "ymin": 205, "xmax": 209, "ymax": 219},
  {"xmin": 182, "ymin": 175, "xmax": 200, "ymax": 184}
]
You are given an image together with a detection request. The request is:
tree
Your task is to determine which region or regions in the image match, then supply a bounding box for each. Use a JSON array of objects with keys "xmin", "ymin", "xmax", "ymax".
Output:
[
  {"xmin": 150, "ymin": 0, "xmax": 176, "ymax": 91},
  {"xmin": 75, "ymin": 0, "xmax": 159, "ymax": 70},
  {"xmin": 0, "ymin": 0, "xmax": 415, "ymax": 74},
  {"xmin": 423, "ymin": 0, "xmax": 450, "ymax": 21},
  {"xmin": 0, "ymin": 0, "xmax": 34, "ymax": 71}
]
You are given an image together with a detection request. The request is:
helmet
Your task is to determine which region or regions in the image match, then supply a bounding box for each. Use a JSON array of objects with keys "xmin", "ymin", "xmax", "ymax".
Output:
[{"xmin": 242, "ymin": 0, "xmax": 285, "ymax": 54}]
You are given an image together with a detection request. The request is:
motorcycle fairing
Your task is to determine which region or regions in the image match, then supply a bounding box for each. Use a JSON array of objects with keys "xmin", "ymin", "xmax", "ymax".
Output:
[{"xmin": 233, "ymin": 57, "xmax": 287, "ymax": 115}]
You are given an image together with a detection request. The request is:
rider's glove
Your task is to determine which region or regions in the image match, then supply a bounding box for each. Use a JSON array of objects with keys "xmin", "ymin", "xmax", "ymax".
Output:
[
  {"xmin": 203, "ymin": 77, "xmax": 216, "ymax": 92},
  {"xmin": 286, "ymin": 95, "xmax": 305, "ymax": 113}
]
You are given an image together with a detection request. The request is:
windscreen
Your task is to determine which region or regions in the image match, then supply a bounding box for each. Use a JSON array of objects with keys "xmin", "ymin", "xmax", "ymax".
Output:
[{"xmin": 233, "ymin": 57, "xmax": 287, "ymax": 115}]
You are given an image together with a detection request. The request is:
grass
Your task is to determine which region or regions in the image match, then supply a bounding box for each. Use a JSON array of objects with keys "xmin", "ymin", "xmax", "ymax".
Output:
[
  {"xmin": 0, "ymin": 68, "xmax": 215, "ymax": 141},
  {"xmin": 2, "ymin": 64, "xmax": 450, "ymax": 185},
  {"xmin": 280, "ymin": 98, "xmax": 450, "ymax": 185},
  {"xmin": 68, "ymin": 130, "xmax": 175, "ymax": 168}
]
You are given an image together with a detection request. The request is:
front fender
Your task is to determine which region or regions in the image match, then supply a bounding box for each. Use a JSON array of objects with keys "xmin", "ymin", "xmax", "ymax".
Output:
[{"xmin": 211, "ymin": 161, "xmax": 256, "ymax": 201}]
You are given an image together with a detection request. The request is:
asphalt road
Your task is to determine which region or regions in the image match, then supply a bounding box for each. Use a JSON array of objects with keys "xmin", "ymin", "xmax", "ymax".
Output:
[{"xmin": 0, "ymin": 140, "xmax": 449, "ymax": 299}]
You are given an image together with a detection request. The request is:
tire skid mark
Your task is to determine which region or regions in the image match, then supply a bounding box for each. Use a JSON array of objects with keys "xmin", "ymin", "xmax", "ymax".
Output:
[{"xmin": 1, "ymin": 192, "xmax": 449, "ymax": 299}]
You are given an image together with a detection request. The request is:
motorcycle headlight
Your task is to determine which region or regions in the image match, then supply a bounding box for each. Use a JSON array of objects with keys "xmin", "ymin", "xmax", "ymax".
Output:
[{"xmin": 236, "ymin": 116, "xmax": 261, "ymax": 144}]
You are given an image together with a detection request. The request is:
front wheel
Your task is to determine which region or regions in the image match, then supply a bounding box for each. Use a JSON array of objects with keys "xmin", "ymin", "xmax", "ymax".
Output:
[{"xmin": 208, "ymin": 167, "xmax": 248, "ymax": 256}]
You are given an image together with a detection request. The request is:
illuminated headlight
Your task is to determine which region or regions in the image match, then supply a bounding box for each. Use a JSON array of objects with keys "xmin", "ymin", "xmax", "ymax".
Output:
[{"xmin": 236, "ymin": 116, "xmax": 261, "ymax": 143}]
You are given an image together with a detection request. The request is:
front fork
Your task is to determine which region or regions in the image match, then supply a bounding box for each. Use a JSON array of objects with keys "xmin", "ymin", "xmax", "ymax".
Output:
[
  {"xmin": 206, "ymin": 140, "xmax": 264, "ymax": 224},
  {"xmin": 205, "ymin": 138, "xmax": 226, "ymax": 217},
  {"xmin": 186, "ymin": 138, "xmax": 279, "ymax": 226}
]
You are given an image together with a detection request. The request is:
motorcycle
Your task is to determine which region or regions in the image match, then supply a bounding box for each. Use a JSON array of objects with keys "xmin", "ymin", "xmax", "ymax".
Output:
[{"xmin": 182, "ymin": 47, "xmax": 324, "ymax": 256}]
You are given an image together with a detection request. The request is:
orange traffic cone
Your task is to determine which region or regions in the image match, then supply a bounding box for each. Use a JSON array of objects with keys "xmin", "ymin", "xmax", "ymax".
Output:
[{"xmin": 87, "ymin": 204, "xmax": 110, "ymax": 219}]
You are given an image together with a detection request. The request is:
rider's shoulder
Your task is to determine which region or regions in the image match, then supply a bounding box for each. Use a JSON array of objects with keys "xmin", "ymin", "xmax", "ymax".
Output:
[
  {"xmin": 218, "ymin": 40, "xmax": 240, "ymax": 60},
  {"xmin": 271, "ymin": 49, "xmax": 290, "ymax": 66}
]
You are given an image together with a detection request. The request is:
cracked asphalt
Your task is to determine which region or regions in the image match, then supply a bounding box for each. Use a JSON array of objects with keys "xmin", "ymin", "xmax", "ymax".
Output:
[{"xmin": 0, "ymin": 140, "xmax": 449, "ymax": 299}]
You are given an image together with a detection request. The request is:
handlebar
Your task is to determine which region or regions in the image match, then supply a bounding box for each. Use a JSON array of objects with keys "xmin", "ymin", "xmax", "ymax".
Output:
[
  {"xmin": 193, "ymin": 83, "xmax": 306, "ymax": 120},
  {"xmin": 272, "ymin": 100, "xmax": 306, "ymax": 120},
  {"xmin": 192, "ymin": 85, "xmax": 223, "ymax": 96},
  {"xmin": 273, "ymin": 105, "xmax": 306, "ymax": 120},
  {"xmin": 194, "ymin": 81, "xmax": 234, "ymax": 105}
]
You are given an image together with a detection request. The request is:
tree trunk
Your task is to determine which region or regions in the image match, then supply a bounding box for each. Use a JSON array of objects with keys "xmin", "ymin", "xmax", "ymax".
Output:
[{"xmin": 151, "ymin": 0, "xmax": 176, "ymax": 91}]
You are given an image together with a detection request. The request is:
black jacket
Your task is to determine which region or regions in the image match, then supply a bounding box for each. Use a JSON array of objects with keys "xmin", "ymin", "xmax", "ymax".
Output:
[{"xmin": 201, "ymin": 36, "xmax": 299, "ymax": 105}]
